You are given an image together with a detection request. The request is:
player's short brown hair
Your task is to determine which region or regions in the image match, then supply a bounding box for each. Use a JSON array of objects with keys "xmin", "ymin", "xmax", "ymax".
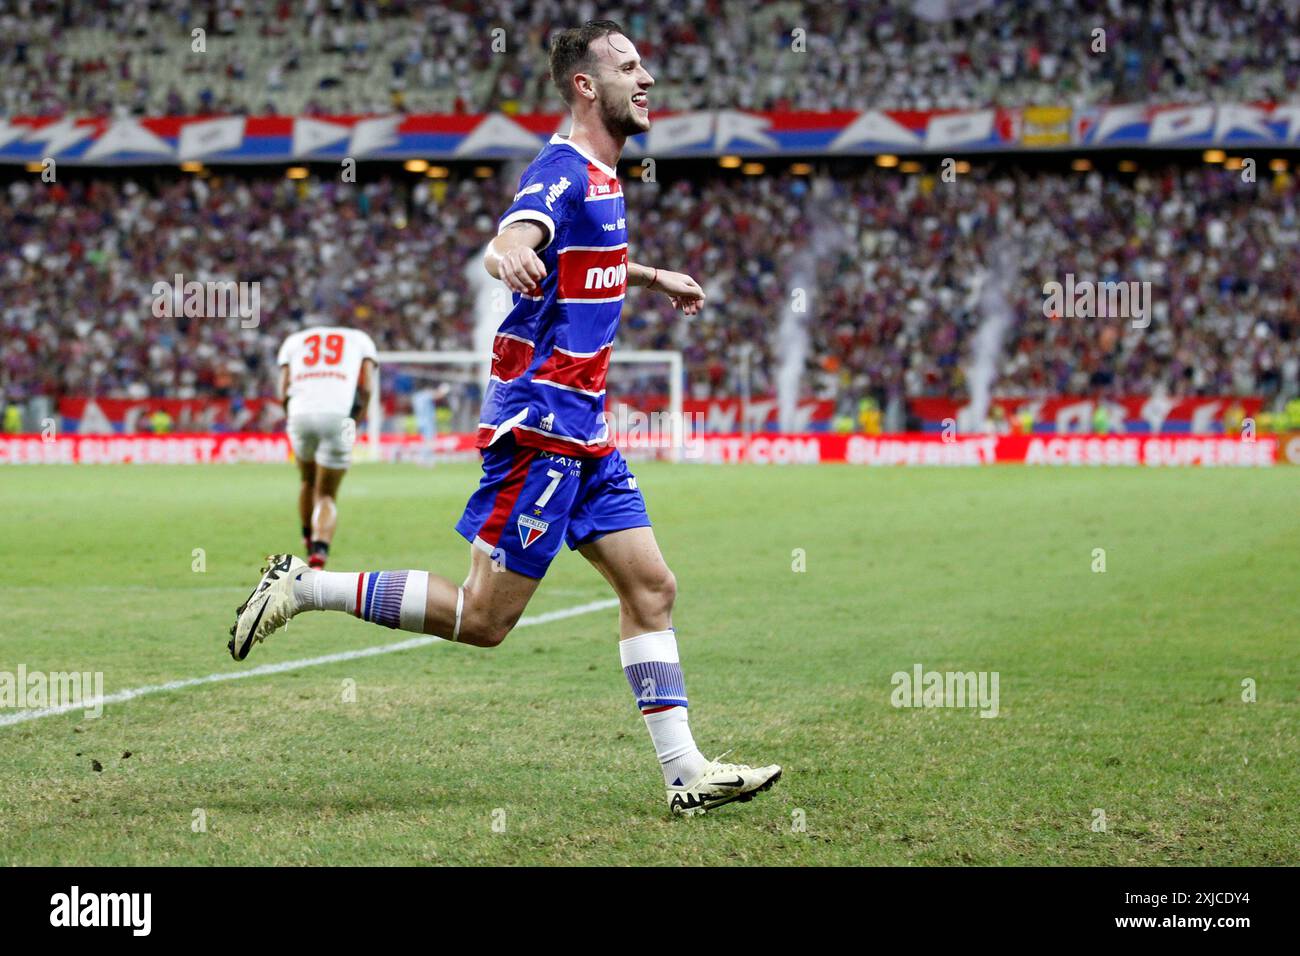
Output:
[{"xmin": 549, "ymin": 20, "xmax": 628, "ymax": 105}]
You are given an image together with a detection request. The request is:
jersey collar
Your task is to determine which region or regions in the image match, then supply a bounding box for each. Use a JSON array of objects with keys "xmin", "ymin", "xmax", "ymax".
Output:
[{"xmin": 549, "ymin": 134, "xmax": 618, "ymax": 179}]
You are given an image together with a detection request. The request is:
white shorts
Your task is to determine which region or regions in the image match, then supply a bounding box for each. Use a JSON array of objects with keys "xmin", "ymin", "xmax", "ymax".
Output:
[{"xmin": 287, "ymin": 412, "xmax": 356, "ymax": 469}]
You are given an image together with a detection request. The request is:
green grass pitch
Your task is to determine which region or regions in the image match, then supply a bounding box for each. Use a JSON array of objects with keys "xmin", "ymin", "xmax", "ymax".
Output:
[{"xmin": 0, "ymin": 462, "xmax": 1296, "ymax": 865}]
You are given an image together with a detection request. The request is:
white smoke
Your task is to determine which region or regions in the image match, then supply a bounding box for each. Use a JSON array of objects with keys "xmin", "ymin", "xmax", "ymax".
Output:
[
  {"xmin": 467, "ymin": 244, "xmax": 500, "ymax": 387},
  {"xmin": 467, "ymin": 160, "xmax": 529, "ymax": 388},
  {"xmin": 776, "ymin": 180, "xmax": 842, "ymax": 431},
  {"xmin": 963, "ymin": 246, "xmax": 1017, "ymax": 431},
  {"xmin": 776, "ymin": 256, "xmax": 813, "ymax": 432}
]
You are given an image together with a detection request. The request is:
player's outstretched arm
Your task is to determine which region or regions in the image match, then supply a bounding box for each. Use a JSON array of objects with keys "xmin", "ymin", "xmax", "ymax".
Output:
[
  {"xmin": 484, "ymin": 221, "xmax": 548, "ymax": 293},
  {"xmin": 628, "ymin": 261, "xmax": 706, "ymax": 316}
]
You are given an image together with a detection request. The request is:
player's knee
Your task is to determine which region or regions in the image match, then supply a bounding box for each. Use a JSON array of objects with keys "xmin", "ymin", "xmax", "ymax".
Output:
[
  {"xmin": 457, "ymin": 605, "xmax": 515, "ymax": 648},
  {"xmin": 661, "ymin": 568, "xmax": 678, "ymax": 609},
  {"xmin": 638, "ymin": 567, "xmax": 676, "ymax": 619},
  {"xmin": 463, "ymin": 621, "xmax": 511, "ymax": 648}
]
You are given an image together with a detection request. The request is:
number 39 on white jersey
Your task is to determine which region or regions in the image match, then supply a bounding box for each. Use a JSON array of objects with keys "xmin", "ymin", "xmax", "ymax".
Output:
[{"xmin": 277, "ymin": 326, "xmax": 378, "ymax": 417}]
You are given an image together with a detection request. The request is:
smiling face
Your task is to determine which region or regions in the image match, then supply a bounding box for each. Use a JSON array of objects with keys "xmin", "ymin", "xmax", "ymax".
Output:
[{"xmin": 585, "ymin": 32, "xmax": 655, "ymax": 136}]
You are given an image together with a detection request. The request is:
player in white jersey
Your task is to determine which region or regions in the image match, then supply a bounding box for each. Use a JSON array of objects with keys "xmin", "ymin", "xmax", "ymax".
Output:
[{"xmin": 276, "ymin": 325, "xmax": 378, "ymax": 569}]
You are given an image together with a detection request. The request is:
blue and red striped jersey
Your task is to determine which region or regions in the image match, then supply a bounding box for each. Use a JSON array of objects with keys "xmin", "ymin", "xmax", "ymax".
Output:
[{"xmin": 478, "ymin": 134, "xmax": 628, "ymax": 458}]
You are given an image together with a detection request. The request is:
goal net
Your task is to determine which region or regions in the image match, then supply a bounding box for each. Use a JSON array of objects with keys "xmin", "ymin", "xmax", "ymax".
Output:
[{"xmin": 364, "ymin": 349, "xmax": 685, "ymax": 464}]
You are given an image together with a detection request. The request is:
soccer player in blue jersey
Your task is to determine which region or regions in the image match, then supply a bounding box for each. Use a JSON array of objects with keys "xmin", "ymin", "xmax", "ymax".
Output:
[{"xmin": 230, "ymin": 20, "xmax": 780, "ymax": 816}]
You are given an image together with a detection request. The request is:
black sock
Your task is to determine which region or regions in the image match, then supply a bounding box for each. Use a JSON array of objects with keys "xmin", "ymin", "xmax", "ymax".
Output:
[
  {"xmin": 301, "ymin": 524, "xmax": 312, "ymax": 542},
  {"xmin": 310, "ymin": 540, "xmax": 330, "ymax": 557}
]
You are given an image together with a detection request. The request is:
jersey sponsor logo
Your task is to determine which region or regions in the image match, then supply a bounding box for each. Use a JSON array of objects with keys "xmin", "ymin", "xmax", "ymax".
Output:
[
  {"xmin": 540, "ymin": 451, "xmax": 581, "ymax": 470},
  {"xmin": 544, "ymin": 176, "xmax": 572, "ymax": 211},
  {"xmin": 556, "ymin": 245, "xmax": 628, "ymax": 301},
  {"xmin": 517, "ymin": 514, "xmax": 549, "ymax": 548},
  {"xmin": 292, "ymin": 370, "xmax": 348, "ymax": 381},
  {"xmin": 514, "ymin": 182, "xmax": 544, "ymax": 201},
  {"xmin": 585, "ymin": 166, "xmax": 622, "ymax": 201},
  {"xmin": 585, "ymin": 263, "xmax": 627, "ymax": 290},
  {"xmin": 539, "ymin": 411, "xmax": 555, "ymax": 430}
]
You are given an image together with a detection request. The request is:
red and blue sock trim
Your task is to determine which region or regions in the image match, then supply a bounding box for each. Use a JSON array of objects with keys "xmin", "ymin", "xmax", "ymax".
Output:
[{"xmin": 354, "ymin": 571, "xmax": 408, "ymax": 628}]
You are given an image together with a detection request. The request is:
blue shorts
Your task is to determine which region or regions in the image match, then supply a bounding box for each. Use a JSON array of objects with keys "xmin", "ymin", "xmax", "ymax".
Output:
[{"xmin": 454, "ymin": 435, "xmax": 651, "ymax": 578}]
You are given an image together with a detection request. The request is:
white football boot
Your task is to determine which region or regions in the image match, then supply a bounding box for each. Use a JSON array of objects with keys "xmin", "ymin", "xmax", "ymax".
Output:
[
  {"xmin": 667, "ymin": 755, "xmax": 782, "ymax": 816},
  {"xmin": 229, "ymin": 553, "xmax": 308, "ymax": 661}
]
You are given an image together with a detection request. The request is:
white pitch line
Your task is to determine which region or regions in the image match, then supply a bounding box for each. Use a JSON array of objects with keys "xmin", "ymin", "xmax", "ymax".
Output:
[
  {"xmin": 0, "ymin": 597, "xmax": 619, "ymax": 728},
  {"xmin": 8, "ymin": 585, "xmax": 251, "ymax": 593}
]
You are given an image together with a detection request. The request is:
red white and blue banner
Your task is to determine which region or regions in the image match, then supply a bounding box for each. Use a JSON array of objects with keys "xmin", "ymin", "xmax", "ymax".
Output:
[
  {"xmin": 4, "ymin": 103, "xmax": 1300, "ymax": 166},
  {"xmin": 1074, "ymin": 101, "xmax": 1300, "ymax": 148}
]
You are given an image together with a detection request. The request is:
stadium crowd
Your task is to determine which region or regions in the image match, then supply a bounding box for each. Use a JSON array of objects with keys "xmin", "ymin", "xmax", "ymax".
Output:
[
  {"xmin": 2, "ymin": 0, "xmax": 1297, "ymax": 118},
  {"xmin": 3, "ymin": 159, "xmax": 1298, "ymax": 428}
]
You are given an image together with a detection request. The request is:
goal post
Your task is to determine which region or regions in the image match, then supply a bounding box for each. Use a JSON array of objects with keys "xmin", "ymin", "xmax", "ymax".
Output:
[
  {"xmin": 612, "ymin": 350, "xmax": 686, "ymax": 462},
  {"xmin": 366, "ymin": 348, "xmax": 685, "ymax": 463}
]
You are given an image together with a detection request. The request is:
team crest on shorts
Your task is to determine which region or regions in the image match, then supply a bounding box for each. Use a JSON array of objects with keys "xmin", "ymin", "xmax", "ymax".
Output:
[{"xmin": 517, "ymin": 514, "xmax": 549, "ymax": 548}]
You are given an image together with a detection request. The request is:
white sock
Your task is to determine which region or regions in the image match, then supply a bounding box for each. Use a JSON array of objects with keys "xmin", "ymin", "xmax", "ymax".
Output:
[
  {"xmin": 292, "ymin": 570, "xmax": 429, "ymax": 633},
  {"xmin": 644, "ymin": 707, "xmax": 708, "ymax": 788},
  {"xmin": 398, "ymin": 573, "xmax": 429, "ymax": 632},
  {"xmin": 293, "ymin": 570, "xmax": 355, "ymax": 613}
]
